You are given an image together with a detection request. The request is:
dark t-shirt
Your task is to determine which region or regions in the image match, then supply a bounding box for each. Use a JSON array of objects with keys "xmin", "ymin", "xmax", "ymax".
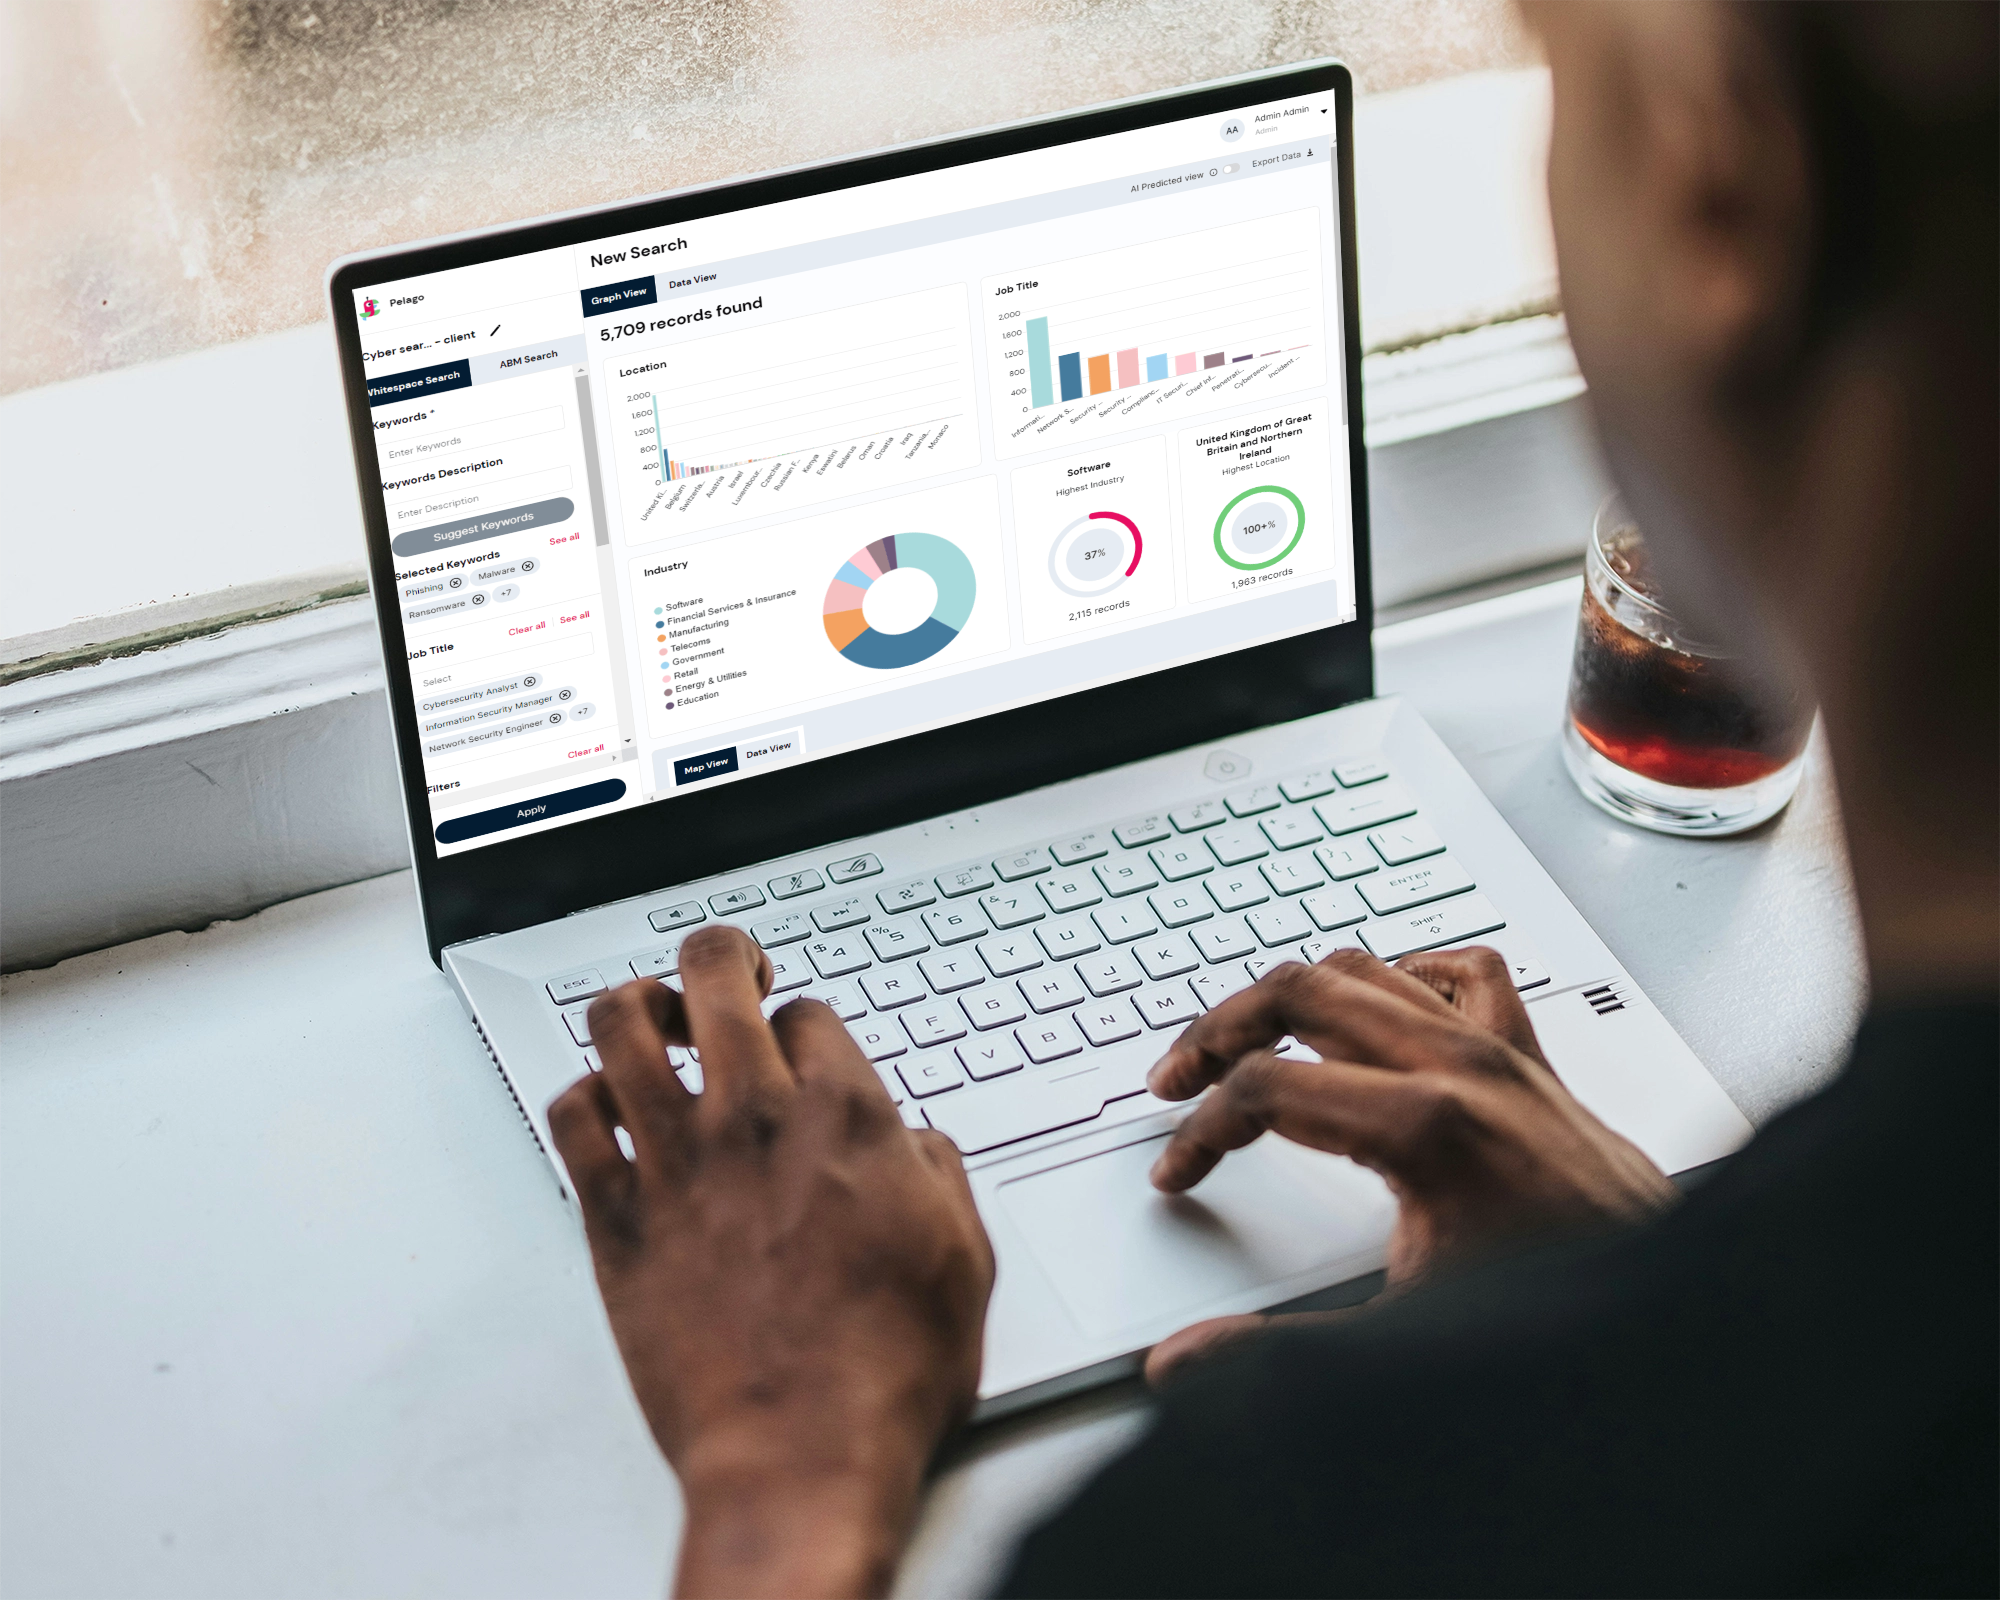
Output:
[{"xmin": 1001, "ymin": 1003, "xmax": 1998, "ymax": 1597}]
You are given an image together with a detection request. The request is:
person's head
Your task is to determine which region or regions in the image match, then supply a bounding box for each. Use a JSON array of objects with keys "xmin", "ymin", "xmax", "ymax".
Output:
[{"xmin": 1524, "ymin": 0, "xmax": 1997, "ymax": 994}]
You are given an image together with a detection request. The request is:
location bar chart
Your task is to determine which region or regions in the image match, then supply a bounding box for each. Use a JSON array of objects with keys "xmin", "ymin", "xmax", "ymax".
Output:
[{"xmin": 984, "ymin": 210, "xmax": 1331, "ymax": 457}]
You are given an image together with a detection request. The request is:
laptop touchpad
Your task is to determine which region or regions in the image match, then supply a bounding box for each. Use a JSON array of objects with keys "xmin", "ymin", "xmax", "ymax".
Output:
[{"xmin": 996, "ymin": 1131, "xmax": 1394, "ymax": 1341}]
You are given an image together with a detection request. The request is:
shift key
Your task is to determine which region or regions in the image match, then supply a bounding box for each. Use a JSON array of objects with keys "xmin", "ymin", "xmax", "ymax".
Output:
[{"xmin": 1360, "ymin": 893, "xmax": 1505, "ymax": 960}]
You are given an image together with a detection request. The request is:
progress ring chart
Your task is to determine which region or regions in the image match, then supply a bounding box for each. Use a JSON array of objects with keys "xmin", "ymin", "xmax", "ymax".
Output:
[
  {"xmin": 1213, "ymin": 485, "xmax": 1305, "ymax": 572},
  {"xmin": 822, "ymin": 533, "xmax": 977, "ymax": 670},
  {"xmin": 1047, "ymin": 510, "xmax": 1144, "ymax": 599}
]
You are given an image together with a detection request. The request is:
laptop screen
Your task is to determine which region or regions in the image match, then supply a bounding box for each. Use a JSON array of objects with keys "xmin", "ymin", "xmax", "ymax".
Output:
[{"xmin": 348, "ymin": 83, "xmax": 1356, "ymax": 858}]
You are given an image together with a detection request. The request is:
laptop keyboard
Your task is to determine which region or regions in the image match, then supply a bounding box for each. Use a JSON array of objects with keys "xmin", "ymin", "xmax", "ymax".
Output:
[{"xmin": 543, "ymin": 755, "xmax": 1549, "ymax": 1158}]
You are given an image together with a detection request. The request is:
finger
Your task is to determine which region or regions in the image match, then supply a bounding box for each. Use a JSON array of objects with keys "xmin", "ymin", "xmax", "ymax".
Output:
[
  {"xmin": 547, "ymin": 1071, "xmax": 641, "ymax": 1250},
  {"xmin": 673, "ymin": 926, "xmax": 796, "ymax": 1127},
  {"xmin": 1145, "ymin": 958, "xmax": 1477, "ymax": 1102},
  {"xmin": 1393, "ymin": 946, "xmax": 1547, "ymax": 1063},
  {"xmin": 768, "ymin": 995, "xmax": 885, "ymax": 1095},
  {"xmin": 1144, "ymin": 1307, "xmax": 1371, "ymax": 1388},
  {"xmin": 1315, "ymin": 944, "xmax": 1458, "ymax": 1016},
  {"xmin": 1150, "ymin": 1052, "xmax": 1429, "ymax": 1192},
  {"xmin": 586, "ymin": 980, "xmax": 696, "ymax": 1172}
]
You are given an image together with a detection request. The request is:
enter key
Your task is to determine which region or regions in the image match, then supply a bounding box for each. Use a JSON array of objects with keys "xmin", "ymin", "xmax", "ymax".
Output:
[{"xmin": 1357, "ymin": 853, "xmax": 1476, "ymax": 916}]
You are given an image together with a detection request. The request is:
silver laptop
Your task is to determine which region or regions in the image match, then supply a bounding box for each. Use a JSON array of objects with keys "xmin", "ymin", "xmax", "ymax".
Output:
[{"xmin": 328, "ymin": 61, "xmax": 1750, "ymax": 1415}]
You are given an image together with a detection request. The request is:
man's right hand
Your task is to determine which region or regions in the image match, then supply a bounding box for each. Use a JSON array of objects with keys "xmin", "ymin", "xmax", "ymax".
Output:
[{"xmin": 1142, "ymin": 946, "xmax": 1677, "ymax": 1382}]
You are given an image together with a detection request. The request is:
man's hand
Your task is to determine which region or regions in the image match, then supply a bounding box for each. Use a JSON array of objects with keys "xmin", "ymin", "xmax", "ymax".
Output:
[
  {"xmin": 1142, "ymin": 946, "xmax": 1676, "ymax": 1383},
  {"xmin": 546, "ymin": 926, "xmax": 994, "ymax": 1600}
]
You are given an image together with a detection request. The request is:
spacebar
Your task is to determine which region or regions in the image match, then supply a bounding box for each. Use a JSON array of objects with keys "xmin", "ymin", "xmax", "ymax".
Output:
[{"xmin": 924, "ymin": 1055, "xmax": 1156, "ymax": 1156}]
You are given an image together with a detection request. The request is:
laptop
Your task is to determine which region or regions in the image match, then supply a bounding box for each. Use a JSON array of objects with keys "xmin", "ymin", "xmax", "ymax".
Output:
[{"xmin": 328, "ymin": 60, "xmax": 1751, "ymax": 1415}]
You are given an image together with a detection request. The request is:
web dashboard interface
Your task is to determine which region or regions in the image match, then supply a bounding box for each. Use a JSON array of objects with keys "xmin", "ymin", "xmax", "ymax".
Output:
[{"xmin": 351, "ymin": 87, "xmax": 1357, "ymax": 858}]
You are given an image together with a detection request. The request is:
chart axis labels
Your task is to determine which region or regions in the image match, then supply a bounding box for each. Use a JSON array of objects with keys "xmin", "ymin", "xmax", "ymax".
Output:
[{"xmin": 823, "ymin": 533, "xmax": 977, "ymax": 669}]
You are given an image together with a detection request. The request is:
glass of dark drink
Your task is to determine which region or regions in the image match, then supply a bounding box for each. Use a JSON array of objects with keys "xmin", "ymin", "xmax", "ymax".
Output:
[{"xmin": 1563, "ymin": 495, "xmax": 1815, "ymax": 835}]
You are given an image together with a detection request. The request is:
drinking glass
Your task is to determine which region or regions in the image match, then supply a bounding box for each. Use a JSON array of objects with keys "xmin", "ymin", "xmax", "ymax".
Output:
[{"xmin": 1562, "ymin": 495, "xmax": 1814, "ymax": 835}]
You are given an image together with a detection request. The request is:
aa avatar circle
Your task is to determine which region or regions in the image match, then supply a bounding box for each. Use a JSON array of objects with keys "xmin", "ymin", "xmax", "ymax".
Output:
[
  {"xmin": 1213, "ymin": 485, "xmax": 1305, "ymax": 571},
  {"xmin": 822, "ymin": 533, "xmax": 977, "ymax": 669},
  {"xmin": 1048, "ymin": 510, "xmax": 1143, "ymax": 598}
]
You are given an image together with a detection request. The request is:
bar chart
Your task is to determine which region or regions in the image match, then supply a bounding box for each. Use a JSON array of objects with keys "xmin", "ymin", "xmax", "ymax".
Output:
[
  {"xmin": 609, "ymin": 284, "xmax": 981, "ymax": 542},
  {"xmin": 985, "ymin": 210, "xmax": 1330, "ymax": 458}
]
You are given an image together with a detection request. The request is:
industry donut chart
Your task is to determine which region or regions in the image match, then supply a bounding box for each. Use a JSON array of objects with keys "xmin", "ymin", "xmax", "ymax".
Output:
[
  {"xmin": 823, "ymin": 533, "xmax": 977, "ymax": 669},
  {"xmin": 1048, "ymin": 511, "xmax": 1143, "ymax": 598}
]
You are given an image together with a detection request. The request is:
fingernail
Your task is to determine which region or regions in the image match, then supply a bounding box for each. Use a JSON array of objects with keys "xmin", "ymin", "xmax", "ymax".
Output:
[{"xmin": 1146, "ymin": 1062, "xmax": 1168, "ymax": 1094}]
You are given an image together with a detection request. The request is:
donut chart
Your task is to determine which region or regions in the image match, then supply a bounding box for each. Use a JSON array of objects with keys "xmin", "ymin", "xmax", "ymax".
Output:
[
  {"xmin": 1048, "ymin": 510, "xmax": 1143, "ymax": 598},
  {"xmin": 823, "ymin": 533, "xmax": 977, "ymax": 669},
  {"xmin": 1213, "ymin": 485, "xmax": 1305, "ymax": 571}
]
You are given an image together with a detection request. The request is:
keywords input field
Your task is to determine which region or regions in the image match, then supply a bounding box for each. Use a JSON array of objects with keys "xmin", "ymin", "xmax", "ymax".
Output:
[{"xmin": 376, "ymin": 406, "xmax": 563, "ymax": 465}]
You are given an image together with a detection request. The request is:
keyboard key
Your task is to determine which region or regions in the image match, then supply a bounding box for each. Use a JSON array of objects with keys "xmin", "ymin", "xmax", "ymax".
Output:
[
  {"xmin": 1206, "ymin": 871, "xmax": 1269, "ymax": 913},
  {"xmin": 768, "ymin": 868, "xmax": 824, "ymax": 900},
  {"xmin": 862, "ymin": 969, "xmax": 927, "ymax": 1009},
  {"xmin": 1094, "ymin": 858, "xmax": 1159, "ymax": 897},
  {"xmin": 994, "ymin": 847, "xmax": 1052, "ymax": 881},
  {"xmin": 1075, "ymin": 1002, "xmax": 1142, "ymax": 1047},
  {"xmin": 1368, "ymin": 820, "xmax": 1446, "ymax": 866},
  {"xmin": 1244, "ymin": 956, "xmax": 1285, "ymax": 982},
  {"xmin": 1133, "ymin": 985, "xmax": 1202, "ymax": 1030},
  {"xmin": 898, "ymin": 1050, "xmax": 965, "ymax": 1097},
  {"xmin": 1314, "ymin": 842, "xmax": 1378, "ymax": 880},
  {"xmin": 805, "ymin": 936, "xmax": 871, "ymax": 979},
  {"xmin": 582, "ymin": 1047, "xmax": 603, "ymax": 1073},
  {"xmin": 1093, "ymin": 904, "xmax": 1158, "ymax": 944},
  {"xmin": 1020, "ymin": 967, "xmax": 1086, "ymax": 1014},
  {"xmin": 1050, "ymin": 831, "xmax": 1110, "ymax": 866},
  {"xmin": 1190, "ymin": 968, "xmax": 1253, "ymax": 1010},
  {"xmin": 918, "ymin": 951, "xmax": 985, "ymax": 993},
  {"xmin": 561, "ymin": 1005, "xmax": 594, "ymax": 1045},
  {"xmin": 804, "ymin": 981, "xmax": 867, "ymax": 1020},
  {"xmin": 1335, "ymin": 756, "xmax": 1389, "ymax": 787},
  {"xmin": 1150, "ymin": 842, "xmax": 1211, "ymax": 881},
  {"xmin": 1359, "ymin": 855, "xmax": 1477, "ymax": 915},
  {"xmin": 648, "ymin": 900, "xmax": 705, "ymax": 933},
  {"xmin": 1360, "ymin": 893, "xmax": 1506, "ymax": 960},
  {"xmin": 1225, "ymin": 785, "xmax": 1282, "ymax": 817},
  {"xmin": 959, "ymin": 1038, "xmax": 1026, "ymax": 1081},
  {"xmin": 1134, "ymin": 935, "xmax": 1201, "ymax": 981},
  {"xmin": 812, "ymin": 896, "xmax": 871, "ymax": 931},
  {"xmin": 877, "ymin": 878, "xmax": 937, "ymax": 914},
  {"xmin": 1192, "ymin": 918, "xmax": 1257, "ymax": 962},
  {"xmin": 711, "ymin": 885, "xmax": 766, "ymax": 915},
  {"xmin": 902, "ymin": 1004, "xmax": 967, "ymax": 1048},
  {"xmin": 1303, "ymin": 883, "xmax": 1369, "ymax": 930},
  {"xmin": 875, "ymin": 1063, "xmax": 905, "ymax": 1104},
  {"xmin": 750, "ymin": 912, "xmax": 812, "ymax": 948},
  {"xmin": 1435, "ymin": 933, "xmax": 1552, "ymax": 992},
  {"xmin": 978, "ymin": 934, "xmax": 1043, "ymax": 978},
  {"xmin": 546, "ymin": 968, "xmax": 608, "ymax": 1005},
  {"xmin": 923, "ymin": 1054, "xmax": 1154, "ymax": 1154},
  {"xmin": 1205, "ymin": 825, "xmax": 1268, "ymax": 867},
  {"xmin": 936, "ymin": 863, "xmax": 996, "ymax": 898},
  {"xmin": 1261, "ymin": 857, "xmax": 1326, "ymax": 896},
  {"xmin": 1315, "ymin": 782, "xmax": 1417, "ymax": 836},
  {"xmin": 767, "ymin": 952, "xmax": 812, "ymax": 993},
  {"xmin": 978, "ymin": 888, "xmax": 1044, "ymax": 929},
  {"xmin": 962, "ymin": 986, "xmax": 1028, "ymax": 1030},
  {"xmin": 1036, "ymin": 919, "xmax": 1102, "ymax": 961},
  {"xmin": 923, "ymin": 904, "xmax": 989, "ymax": 946},
  {"xmin": 1017, "ymin": 1017, "xmax": 1085, "ymax": 1063},
  {"xmin": 1246, "ymin": 900, "xmax": 1314, "ymax": 947},
  {"xmin": 865, "ymin": 922, "xmax": 929, "ymax": 962},
  {"xmin": 827, "ymin": 853, "xmax": 884, "ymax": 883},
  {"xmin": 849, "ymin": 1020, "xmax": 906, "ymax": 1061},
  {"xmin": 1261, "ymin": 813, "xmax": 1324, "ymax": 852},
  {"xmin": 1280, "ymin": 769, "xmax": 1338, "ymax": 802},
  {"xmin": 1078, "ymin": 950, "xmax": 1144, "ymax": 996},
  {"xmin": 1300, "ymin": 930, "xmax": 1366, "ymax": 963},
  {"xmin": 1170, "ymin": 800, "xmax": 1227, "ymax": 832},
  {"xmin": 1038, "ymin": 873, "xmax": 1103, "ymax": 914},
  {"xmin": 1113, "ymin": 813, "xmax": 1172, "ymax": 848},
  {"xmin": 1149, "ymin": 887, "xmax": 1213, "ymax": 928},
  {"xmin": 629, "ymin": 946, "xmax": 681, "ymax": 980}
]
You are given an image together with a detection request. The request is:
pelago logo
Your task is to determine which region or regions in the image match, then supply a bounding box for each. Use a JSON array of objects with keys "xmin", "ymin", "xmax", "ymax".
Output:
[{"xmin": 360, "ymin": 296, "xmax": 379, "ymax": 319}]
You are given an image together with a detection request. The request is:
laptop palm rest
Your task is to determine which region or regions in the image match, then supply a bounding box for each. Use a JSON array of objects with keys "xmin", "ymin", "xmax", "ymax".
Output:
[{"xmin": 996, "ymin": 1130, "xmax": 1396, "ymax": 1341}]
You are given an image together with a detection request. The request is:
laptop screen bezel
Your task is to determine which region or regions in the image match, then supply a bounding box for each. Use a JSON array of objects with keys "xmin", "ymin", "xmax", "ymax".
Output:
[{"xmin": 328, "ymin": 60, "xmax": 1372, "ymax": 963}]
